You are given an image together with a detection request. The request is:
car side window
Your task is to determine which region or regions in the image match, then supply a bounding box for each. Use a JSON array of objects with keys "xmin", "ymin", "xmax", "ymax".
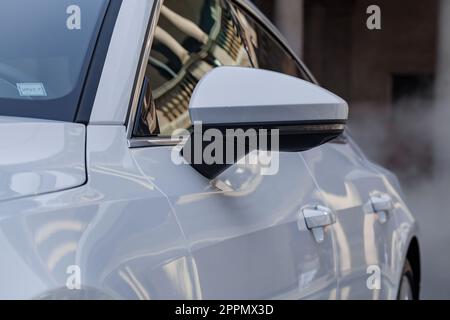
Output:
[
  {"xmin": 230, "ymin": 5, "xmax": 348, "ymax": 145},
  {"xmin": 231, "ymin": 4, "xmax": 309, "ymax": 80},
  {"xmin": 133, "ymin": 0, "xmax": 253, "ymax": 138}
]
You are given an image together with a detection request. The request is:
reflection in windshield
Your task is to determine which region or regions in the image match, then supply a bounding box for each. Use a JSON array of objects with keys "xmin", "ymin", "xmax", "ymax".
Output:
[{"xmin": 0, "ymin": 0, "xmax": 109, "ymax": 121}]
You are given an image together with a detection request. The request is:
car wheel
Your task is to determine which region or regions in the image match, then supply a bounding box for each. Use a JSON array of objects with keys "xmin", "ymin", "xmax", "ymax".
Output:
[{"xmin": 397, "ymin": 259, "xmax": 416, "ymax": 300}]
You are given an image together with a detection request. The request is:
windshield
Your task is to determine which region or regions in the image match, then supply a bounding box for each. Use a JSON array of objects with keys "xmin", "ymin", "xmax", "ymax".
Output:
[{"xmin": 0, "ymin": 0, "xmax": 110, "ymax": 121}]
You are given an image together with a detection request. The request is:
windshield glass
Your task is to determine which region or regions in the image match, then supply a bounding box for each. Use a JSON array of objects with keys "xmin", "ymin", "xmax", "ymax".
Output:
[{"xmin": 0, "ymin": 0, "xmax": 110, "ymax": 121}]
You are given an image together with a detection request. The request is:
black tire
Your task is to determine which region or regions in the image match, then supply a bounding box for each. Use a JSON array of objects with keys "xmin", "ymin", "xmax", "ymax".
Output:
[{"xmin": 397, "ymin": 259, "xmax": 418, "ymax": 300}]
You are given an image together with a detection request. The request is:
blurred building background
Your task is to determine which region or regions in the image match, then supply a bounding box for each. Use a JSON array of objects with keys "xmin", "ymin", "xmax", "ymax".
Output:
[{"xmin": 252, "ymin": 0, "xmax": 450, "ymax": 299}]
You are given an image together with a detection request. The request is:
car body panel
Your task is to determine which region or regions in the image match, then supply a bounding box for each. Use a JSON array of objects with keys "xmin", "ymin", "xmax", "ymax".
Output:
[
  {"xmin": 301, "ymin": 138, "xmax": 416, "ymax": 299},
  {"xmin": 0, "ymin": 117, "xmax": 85, "ymax": 202},
  {"xmin": 0, "ymin": 127, "xmax": 419, "ymax": 300},
  {"xmin": 0, "ymin": 126, "xmax": 193, "ymax": 299},
  {"xmin": 131, "ymin": 148, "xmax": 338, "ymax": 299}
]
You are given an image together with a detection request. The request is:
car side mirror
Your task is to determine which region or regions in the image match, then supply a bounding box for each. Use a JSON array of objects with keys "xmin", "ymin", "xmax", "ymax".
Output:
[{"xmin": 181, "ymin": 66, "xmax": 348, "ymax": 179}]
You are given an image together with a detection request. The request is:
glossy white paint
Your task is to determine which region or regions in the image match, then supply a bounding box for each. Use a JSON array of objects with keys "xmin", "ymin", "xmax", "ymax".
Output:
[
  {"xmin": 89, "ymin": 0, "xmax": 155, "ymax": 125},
  {"xmin": 190, "ymin": 67, "xmax": 348, "ymax": 125},
  {"xmin": 0, "ymin": 126, "xmax": 417, "ymax": 299},
  {"xmin": 0, "ymin": 116, "xmax": 85, "ymax": 202},
  {"xmin": 301, "ymin": 141, "xmax": 416, "ymax": 299},
  {"xmin": 0, "ymin": 0, "xmax": 419, "ymax": 300},
  {"xmin": 0, "ymin": 126, "xmax": 190, "ymax": 299},
  {"xmin": 131, "ymin": 148, "xmax": 337, "ymax": 299}
]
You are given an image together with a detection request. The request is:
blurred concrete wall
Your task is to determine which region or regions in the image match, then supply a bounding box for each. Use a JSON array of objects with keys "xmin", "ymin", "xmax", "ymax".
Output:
[{"xmin": 435, "ymin": 0, "xmax": 450, "ymax": 180}]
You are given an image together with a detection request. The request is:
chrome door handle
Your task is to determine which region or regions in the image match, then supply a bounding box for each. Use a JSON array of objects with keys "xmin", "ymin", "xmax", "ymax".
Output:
[
  {"xmin": 370, "ymin": 194, "xmax": 393, "ymax": 224},
  {"xmin": 302, "ymin": 205, "xmax": 336, "ymax": 243}
]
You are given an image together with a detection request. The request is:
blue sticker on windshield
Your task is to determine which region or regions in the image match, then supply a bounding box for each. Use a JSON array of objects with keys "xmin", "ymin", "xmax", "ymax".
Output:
[{"xmin": 17, "ymin": 83, "xmax": 47, "ymax": 97}]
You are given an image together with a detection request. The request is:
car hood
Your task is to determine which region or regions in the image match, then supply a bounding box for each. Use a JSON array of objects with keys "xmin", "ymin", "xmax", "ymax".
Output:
[{"xmin": 0, "ymin": 117, "xmax": 86, "ymax": 203}]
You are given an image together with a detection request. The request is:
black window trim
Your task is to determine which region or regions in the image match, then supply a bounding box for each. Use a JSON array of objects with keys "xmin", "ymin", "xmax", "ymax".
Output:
[{"xmin": 75, "ymin": 0, "xmax": 124, "ymax": 124}]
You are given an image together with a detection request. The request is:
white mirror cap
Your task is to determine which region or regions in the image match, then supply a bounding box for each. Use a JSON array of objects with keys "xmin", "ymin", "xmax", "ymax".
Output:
[{"xmin": 189, "ymin": 66, "xmax": 348, "ymax": 125}]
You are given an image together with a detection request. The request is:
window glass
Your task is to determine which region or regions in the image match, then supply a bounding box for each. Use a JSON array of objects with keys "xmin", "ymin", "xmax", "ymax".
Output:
[
  {"xmin": 135, "ymin": 0, "xmax": 252, "ymax": 137},
  {"xmin": 231, "ymin": 5, "xmax": 309, "ymax": 80},
  {"xmin": 0, "ymin": 0, "xmax": 110, "ymax": 121}
]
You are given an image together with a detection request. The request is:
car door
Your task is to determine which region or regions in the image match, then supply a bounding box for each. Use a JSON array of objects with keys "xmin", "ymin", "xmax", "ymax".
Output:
[
  {"xmin": 301, "ymin": 134, "xmax": 399, "ymax": 299},
  {"xmin": 229, "ymin": 2, "xmax": 399, "ymax": 299},
  {"xmin": 127, "ymin": 0, "xmax": 338, "ymax": 299}
]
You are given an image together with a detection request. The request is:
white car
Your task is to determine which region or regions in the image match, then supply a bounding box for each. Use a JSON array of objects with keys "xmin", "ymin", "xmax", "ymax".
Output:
[{"xmin": 0, "ymin": 0, "xmax": 420, "ymax": 300}]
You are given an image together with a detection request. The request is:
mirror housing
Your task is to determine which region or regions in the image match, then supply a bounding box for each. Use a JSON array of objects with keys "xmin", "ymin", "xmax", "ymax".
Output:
[{"xmin": 181, "ymin": 67, "xmax": 348, "ymax": 179}]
